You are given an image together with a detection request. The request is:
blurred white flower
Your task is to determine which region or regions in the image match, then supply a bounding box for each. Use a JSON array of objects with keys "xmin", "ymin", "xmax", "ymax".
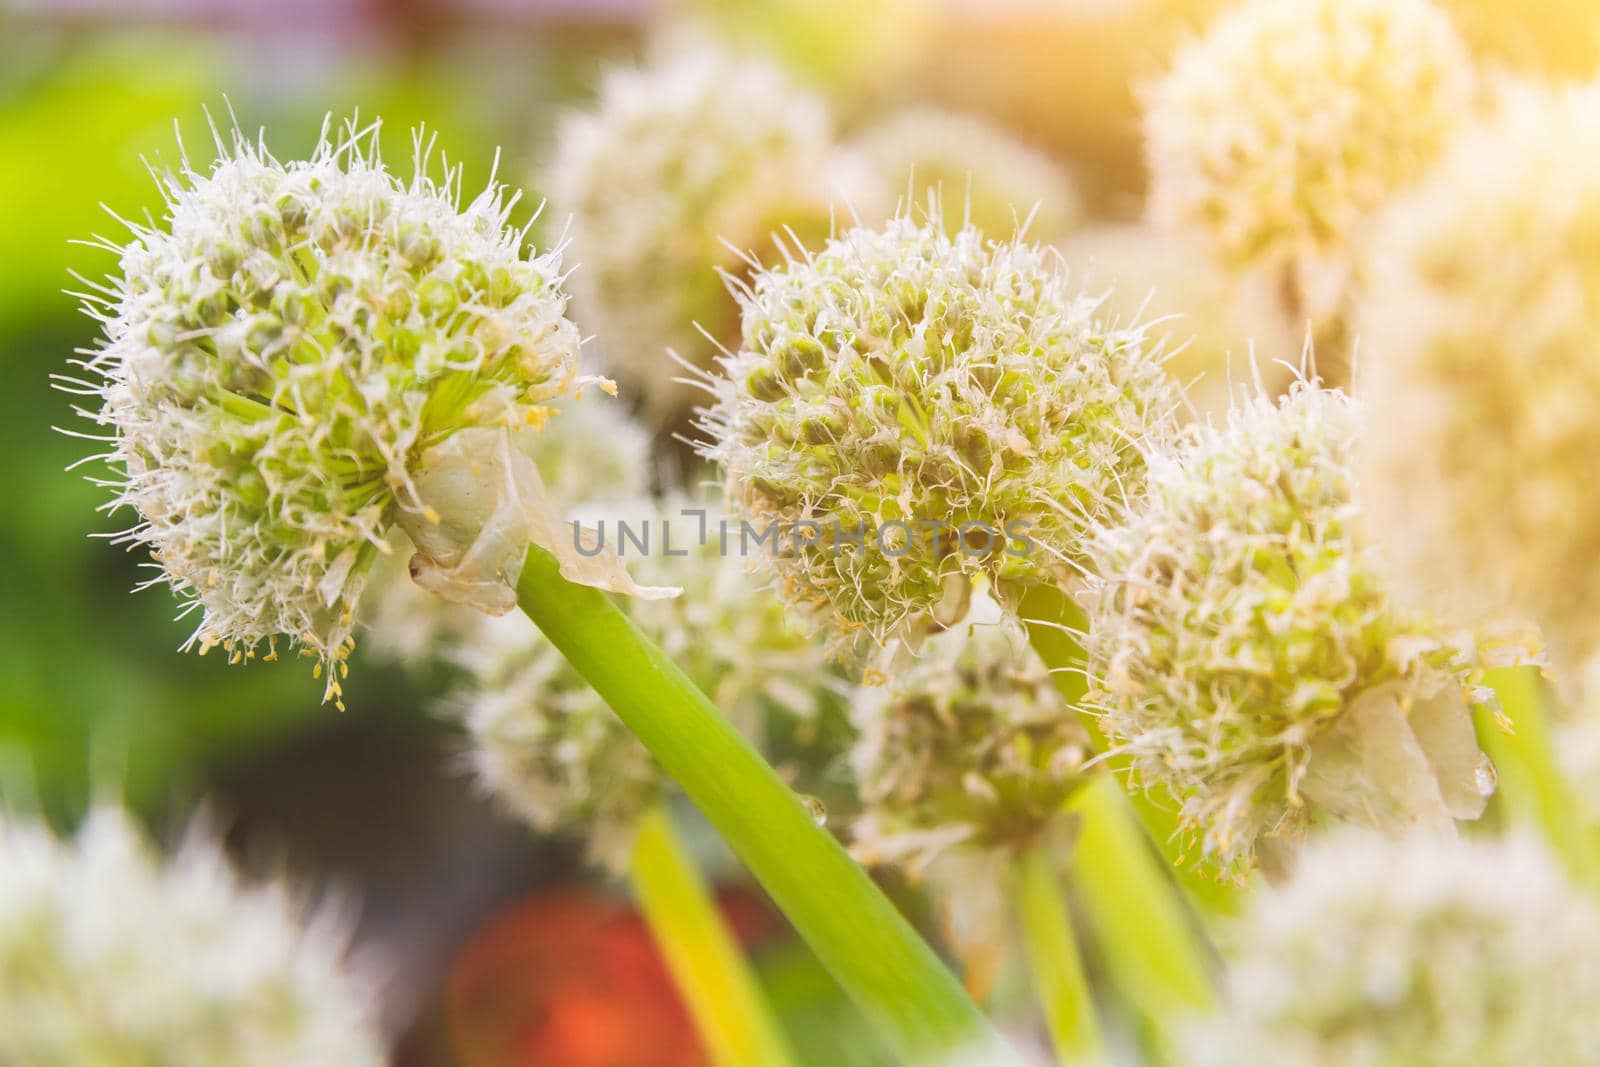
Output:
[
  {"xmin": 1145, "ymin": 0, "xmax": 1476, "ymax": 323},
  {"xmin": 0, "ymin": 808, "xmax": 383, "ymax": 1067},
  {"xmin": 1061, "ymin": 222, "xmax": 1297, "ymax": 419},
  {"xmin": 452, "ymin": 607, "xmax": 665, "ymax": 873},
  {"xmin": 545, "ymin": 40, "xmax": 852, "ymax": 423},
  {"xmin": 1186, "ymin": 832, "xmax": 1600, "ymax": 1067},
  {"xmin": 853, "ymin": 107, "xmax": 1082, "ymax": 242},
  {"xmin": 1358, "ymin": 81, "xmax": 1600, "ymax": 682}
]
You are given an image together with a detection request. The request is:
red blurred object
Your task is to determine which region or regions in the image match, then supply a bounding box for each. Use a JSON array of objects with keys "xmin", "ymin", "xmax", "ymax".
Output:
[{"xmin": 447, "ymin": 890, "xmax": 715, "ymax": 1067}]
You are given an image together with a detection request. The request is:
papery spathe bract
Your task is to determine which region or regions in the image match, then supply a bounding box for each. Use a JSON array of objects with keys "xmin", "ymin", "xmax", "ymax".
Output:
[
  {"xmin": 362, "ymin": 388, "xmax": 652, "ymax": 667},
  {"xmin": 0, "ymin": 808, "xmax": 384, "ymax": 1067}
]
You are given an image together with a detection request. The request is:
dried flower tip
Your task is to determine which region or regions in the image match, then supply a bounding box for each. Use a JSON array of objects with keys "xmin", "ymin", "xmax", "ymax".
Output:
[
  {"xmin": 701, "ymin": 212, "xmax": 1178, "ymax": 652},
  {"xmin": 0, "ymin": 808, "xmax": 383, "ymax": 1066},
  {"xmin": 1145, "ymin": 0, "xmax": 1475, "ymax": 321},
  {"xmin": 1185, "ymin": 832, "xmax": 1600, "ymax": 1067},
  {"xmin": 1089, "ymin": 383, "xmax": 1500, "ymax": 875}
]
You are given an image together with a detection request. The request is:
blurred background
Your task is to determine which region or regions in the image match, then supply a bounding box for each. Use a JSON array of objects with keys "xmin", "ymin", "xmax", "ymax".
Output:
[{"xmin": 1, "ymin": 1, "xmax": 1595, "ymax": 1064}]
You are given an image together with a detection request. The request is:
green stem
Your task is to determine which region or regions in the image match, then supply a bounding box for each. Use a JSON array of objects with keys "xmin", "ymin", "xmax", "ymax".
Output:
[
  {"xmin": 1015, "ymin": 582, "xmax": 1239, "ymax": 915},
  {"xmin": 1068, "ymin": 777, "xmax": 1215, "ymax": 1024},
  {"xmin": 1014, "ymin": 840, "xmax": 1103, "ymax": 1064},
  {"xmin": 630, "ymin": 806, "xmax": 800, "ymax": 1067},
  {"xmin": 516, "ymin": 545, "xmax": 1006, "ymax": 1064},
  {"xmin": 1012, "ymin": 582, "xmax": 1218, "ymax": 1054},
  {"xmin": 1479, "ymin": 666, "xmax": 1600, "ymax": 890}
]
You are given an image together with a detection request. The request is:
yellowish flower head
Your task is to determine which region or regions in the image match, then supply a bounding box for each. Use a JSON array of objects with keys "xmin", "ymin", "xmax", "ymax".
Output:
[
  {"xmin": 1358, "ymin": 82, "xmax": 1600, "ymax": 679},
  {"xmin": 1145, "ymin": 0, "xmax": 1475, "ymax": 315}
]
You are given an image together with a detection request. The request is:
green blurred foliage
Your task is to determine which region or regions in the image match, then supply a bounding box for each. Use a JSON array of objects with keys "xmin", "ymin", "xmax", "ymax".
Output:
[{"xmin": 0, "ymin": 38, "xmax": 307, "ymax": 825}]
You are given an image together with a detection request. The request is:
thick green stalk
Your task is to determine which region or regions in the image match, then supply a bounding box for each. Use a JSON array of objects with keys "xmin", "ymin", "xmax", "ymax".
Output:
[
  {"xmin": 516, "ymin": 545, "xmax": 1005, "ymax": 1064},
  {"xmin": 1014, "ymin": 841, "xmax": 1103, "ymax": 1064},
  {"xmin": 1479, "ymin": 666, "xmax": 1600, "ymax": 890},
  {"xmin": 1015, "ymin": 583, "xmax": 1239, "ymax": 915},
  {"xmin": 630, "ymin": 806, "xmax": 800, "ymax": 1067},
  {"xmin": 1068, "ymin": 777, "xmax": 1216, "ymax": 1023},
  {"xmin": 1013, "ymin": 582, "xmax": 1218, "ymax": 1049}
]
